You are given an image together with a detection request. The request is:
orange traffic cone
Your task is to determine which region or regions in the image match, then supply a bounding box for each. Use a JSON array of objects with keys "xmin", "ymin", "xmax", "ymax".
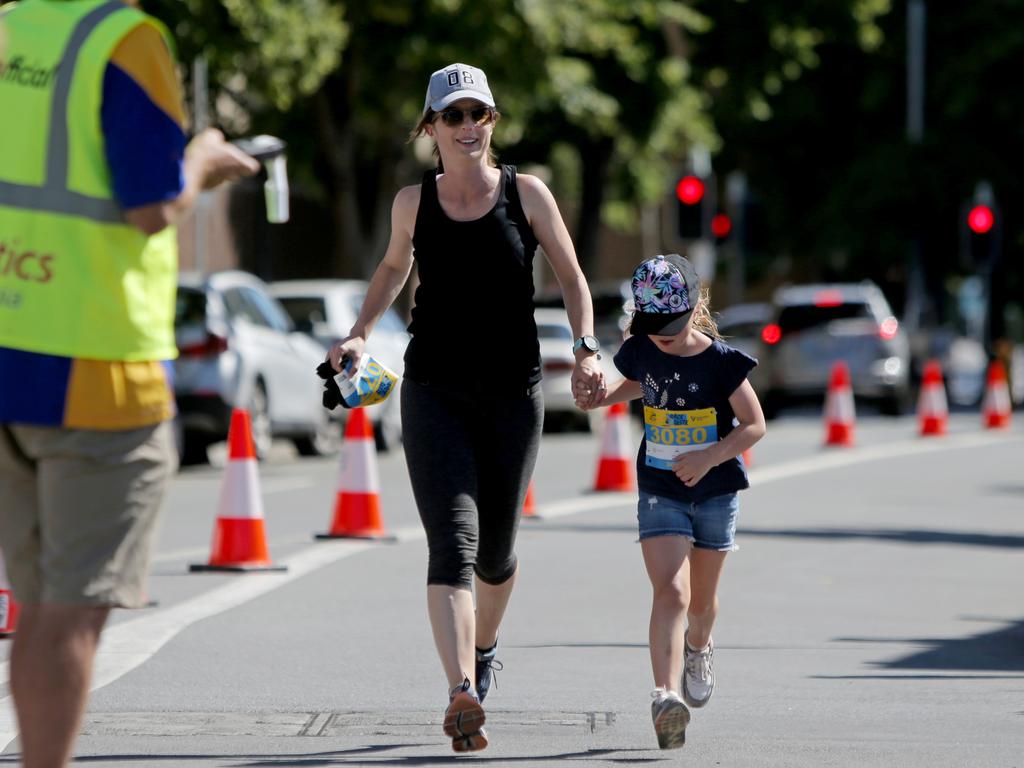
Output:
[
  {"xmin": 190, "ymin": 409, "xmax": 286, "ymax": 572},
  {"xmin": 594, "ymin": 401, "xmax": 636, "ymax": 492},
  {"xmin": 316, "ymin": 407, "xmax": 395, "ymax": 541},
  {"xmin": 823, "ymin": 361, "xmax": 855, "ymax": 447},
  {"xmin": 741, "ymin": 448, "xmax": 754, "ymax": 468},
  {"xmin": 981, "ymin": 360, "xmax": 1012, "ymax": 429},
  {"xmin": 917, "ymin": 360, "xmax": 949, "ymax": 437},
  {"xmin": 522, "ymin": 481, "xmax": 540, "ymax": 520},
  {"xmin": 0, "ymin": 549, "xmax": 19, "ymax": 638}
]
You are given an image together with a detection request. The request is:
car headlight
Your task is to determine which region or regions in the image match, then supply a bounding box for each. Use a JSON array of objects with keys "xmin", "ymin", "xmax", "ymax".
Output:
[{"xmin": 870, "ymin": 356, "xmax": 903, "ymax": 380}]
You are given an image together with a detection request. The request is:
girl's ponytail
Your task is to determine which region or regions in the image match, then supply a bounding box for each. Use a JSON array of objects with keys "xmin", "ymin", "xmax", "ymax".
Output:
[{"xmin": 692, "ymin": 285, "xmax": 721, "ymax": 340}]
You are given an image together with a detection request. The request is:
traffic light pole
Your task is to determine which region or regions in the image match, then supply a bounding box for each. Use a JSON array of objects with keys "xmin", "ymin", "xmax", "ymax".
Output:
[
  {"xmin": 725, "ymin": 171, "xmax": 747, "ymax": 305},
  {"xmin": 903, "ymin": 0, "xmax": 927, "ymax": 336},
  {"xmin": 971, "ymin": 182, "xmax": 1001, "ymax": 355}
]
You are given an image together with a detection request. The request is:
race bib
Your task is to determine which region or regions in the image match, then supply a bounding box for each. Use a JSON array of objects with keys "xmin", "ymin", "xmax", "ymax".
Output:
[{"xmin": 643, "ymin": 406, "xmax": 718, "ymax": 470}]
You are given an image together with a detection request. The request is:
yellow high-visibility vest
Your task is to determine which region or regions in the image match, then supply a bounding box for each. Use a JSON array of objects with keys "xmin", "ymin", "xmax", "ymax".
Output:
[{"xmin": 0, "ymin": 0, "xmax": 178, "ymax": 361}]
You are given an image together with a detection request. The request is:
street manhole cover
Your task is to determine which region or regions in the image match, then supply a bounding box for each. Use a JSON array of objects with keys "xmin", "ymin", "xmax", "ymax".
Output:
[{"xmin": 81, "ymin": 710, "xmax": 620, "ymax": 738}]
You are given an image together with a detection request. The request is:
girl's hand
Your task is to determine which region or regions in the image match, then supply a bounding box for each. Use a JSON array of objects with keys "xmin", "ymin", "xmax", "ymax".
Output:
[
  {"xmin": 329, "ymin": 335, "xmax": 365, "ymax": 374},
  {"xmin": 571, "ymin": 355, "xmax": 606, "ymax": 410},
  {"xmin": 573, "ymin": 389, "xmax": 606, "ymax": 411},
  {"xmin": 672, "ymin": 448, "xmax": 717, "ymax": 487}
]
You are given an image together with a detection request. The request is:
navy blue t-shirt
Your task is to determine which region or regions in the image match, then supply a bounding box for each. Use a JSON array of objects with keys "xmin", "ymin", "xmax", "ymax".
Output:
[{"xmin": 613, "ymin": 335, "xmax": 757, "ymax": 503}]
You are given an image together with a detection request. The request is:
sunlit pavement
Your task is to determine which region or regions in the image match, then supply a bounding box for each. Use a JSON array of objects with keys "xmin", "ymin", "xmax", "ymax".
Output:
[{"xmin": 2, "ymin": 411, "xmax": 1022, "ymax": 766}]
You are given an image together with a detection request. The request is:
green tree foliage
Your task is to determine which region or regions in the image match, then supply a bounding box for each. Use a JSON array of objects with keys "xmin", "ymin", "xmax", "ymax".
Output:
[
  {"xmin": 693, "ymin": 0, "xmax": 1022, "ymax": 329},
  {"xmin": 307, "ymin": 0, "xmax": 547, "ymax": 276},
  {"xmin": 143, "ymin": 0, "xmax": 1022, "ymax": 331},
  {"xmin": 692, "ymin": 0, "xmax": 894, "ymax": 282},
  {"xmin": 515, "ymin": 0, "xmax": 716, "ymax": 270},
  {"xmin": 142, "ymin": 0, "xmax": 718, "ymax": 277},
  {"xmin": 143, "ymin": 0, "xmax": 346, "ymax": 114}
]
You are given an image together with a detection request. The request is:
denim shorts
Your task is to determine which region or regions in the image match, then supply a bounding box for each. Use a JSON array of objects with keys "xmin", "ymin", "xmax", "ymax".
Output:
[{"xmin": 637, "ymin": 491, "xmax": 739, "ymax": 551}]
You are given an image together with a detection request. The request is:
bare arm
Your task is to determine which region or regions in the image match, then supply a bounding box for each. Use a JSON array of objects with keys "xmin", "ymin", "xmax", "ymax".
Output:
[
  {"xmin": 123, "ymin": 128, "xmax": 260, "ymax": 236},
  {"xmin": 672, "ymin": 379, "xmax": 767, "ymax": 487},
  {"xmin": 588, "ymin": 378, "xmax": 642, "ymax": 408},
  {"xmin": 517, "ymin": 173, "xmax": 605, "ymax": 405},
  {"xmin": 328, "ymin": 185, "xmax": 419, "ymax": 372}
]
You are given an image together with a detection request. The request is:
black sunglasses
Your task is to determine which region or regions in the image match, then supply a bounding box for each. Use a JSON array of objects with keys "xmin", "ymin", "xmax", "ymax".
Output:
[{"xmin": 435, "ymin": 106, "xmax": 495, "ymax": 127}]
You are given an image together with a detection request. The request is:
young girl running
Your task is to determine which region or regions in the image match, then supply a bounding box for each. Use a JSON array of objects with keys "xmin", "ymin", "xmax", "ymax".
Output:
[{"xmin": 578, "ymin": 254, "xmax": 765, "ymax": 750}]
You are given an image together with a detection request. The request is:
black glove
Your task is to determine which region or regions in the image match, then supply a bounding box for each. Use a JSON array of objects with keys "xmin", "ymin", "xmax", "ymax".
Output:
[{"xmin": 315, "ymin": 359, "xmax": 346, "ymax": 410}]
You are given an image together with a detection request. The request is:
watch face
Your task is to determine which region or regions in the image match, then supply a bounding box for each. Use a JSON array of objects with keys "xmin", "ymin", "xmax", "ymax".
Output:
[{"xmin": 582, "ymin": 335, "xmax": 599, "ymax": 352}]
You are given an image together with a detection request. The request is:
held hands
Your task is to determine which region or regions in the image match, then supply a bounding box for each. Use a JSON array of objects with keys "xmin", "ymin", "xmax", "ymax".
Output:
[
  {"xmin": 329, "ymin": 335, "xmax": 365, "ymax": 374},
  {"xmin": 672, "ymin": 448, "xmax": 717, "ymax": 487},
  {"xmin": 318, "ymin": 335, "xmax": 364, "ymax": 410},
  {"xmin": 571, "ymin": 355, "xmax": 606, "ymax": 410}
]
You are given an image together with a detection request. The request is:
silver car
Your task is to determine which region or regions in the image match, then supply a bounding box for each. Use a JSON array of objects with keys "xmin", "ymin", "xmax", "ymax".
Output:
[
  {"xmin": 757, "ymin": 282, "xmax": 912, "ymax": 417},
  {"xmin": 174, "ymin": 271, "xmax": 341, "ymax": 464},
  {"xmin": 269, "ymin": 279, "xmax": 409, "ymax": 451},
  {"xmin": 534, "ymin": 307, "xmax": 591, "ymax": 431}
]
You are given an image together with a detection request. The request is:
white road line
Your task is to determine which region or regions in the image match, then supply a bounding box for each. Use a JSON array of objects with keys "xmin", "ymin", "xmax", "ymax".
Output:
[
  {"xmin": 148, "ymin": 533, "xmax": 315, "ymax": 566},
  {"xmin": 746, "ymin": 430, "xmax": 1021, "ymax": 486},
  {"xmin": 533, "ymin": 431, "xmax": 1023, "ymax": 519},
  {"xmin": 0, "ymin": 527, "xmax": 422, "ymax": 751},
  {"xmin": 2, "ymin": 428, "xmax": 1020, "ymax": 750}
]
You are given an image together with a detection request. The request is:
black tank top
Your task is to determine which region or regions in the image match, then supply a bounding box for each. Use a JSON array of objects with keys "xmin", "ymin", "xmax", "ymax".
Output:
[{"xmin": 404, "ymin": 164, "xmax": 542, "ymax": 391}]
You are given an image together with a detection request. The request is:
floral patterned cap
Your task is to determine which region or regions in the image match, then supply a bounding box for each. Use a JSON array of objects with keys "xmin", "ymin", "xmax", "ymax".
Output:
[{"xmin": 628, "ymin": 254, "xmax": 701, "ymax": 336}]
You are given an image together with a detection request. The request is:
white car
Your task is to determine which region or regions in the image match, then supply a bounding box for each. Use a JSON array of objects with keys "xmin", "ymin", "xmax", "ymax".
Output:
[
  {"xmin": 269, "ymin": 279, "xmax": 409, "ymax": 451},
  {"xmin": 174, "ymin": 271, "xmax": 341, "ymax": 464},
  {"xmin": 535, "ymin": 307, "xmax": 591, "ymax": 431}
]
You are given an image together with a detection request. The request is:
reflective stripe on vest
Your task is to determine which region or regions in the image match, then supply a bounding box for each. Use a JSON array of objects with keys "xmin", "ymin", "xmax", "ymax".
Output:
[
  {"xmin": 0, "ymin": 0, "xmax": 178, "ymax": 362},
  {"xmin": 0, "ymin": 1, "xmax": 123, "ymax": 221}
]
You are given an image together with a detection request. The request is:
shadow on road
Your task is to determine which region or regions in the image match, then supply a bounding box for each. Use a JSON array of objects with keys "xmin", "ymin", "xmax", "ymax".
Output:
[
  {"xmin": 233, "ymin": 748, "xmax": 658, "ymax": 765},
  {"xmin": 737, "ymin": 526, "xmax": 1024, "ymax": 549},
  {"xmin": 515, "ymin": 642, "xmax": 647, "ymax": 650},
  {"xmin": 815, "ymin": 617, "xmax": 1024, "ymax": 678},
  {"xmin": 532, "ymin": 523, "xmax": 1024, "ymax": 550},
  {"xmin": 988, "ymin": 483, "xmax": 1024, "ymax": 496},
  {"xmin": 5, "ymin": 746, "xmax": 664, "ymax": 766},
  {"xmin": 523, "ymin": 523, "xmax": 634, "ymax": 534}
]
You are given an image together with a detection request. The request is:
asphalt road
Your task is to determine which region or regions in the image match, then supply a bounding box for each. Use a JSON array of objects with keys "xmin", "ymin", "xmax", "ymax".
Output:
[{"xmin": 1, "ymin": 412, "xmax": 1022, "ymax": 767}]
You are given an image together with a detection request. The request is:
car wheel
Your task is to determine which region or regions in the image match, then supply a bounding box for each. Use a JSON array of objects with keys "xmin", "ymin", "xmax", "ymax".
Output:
[
  {"xmin": 180, "ymin": 430, "xmax": 214, "ymax": 466},
  {"xmin": 172, "ymin": 415, "xmax": 185, "ymax": 466},
  {"xmin": 249, "ymin": 380, "xmax": 272, "ymax": 460},
  {"xmin": 295, "ymin": 407, "xmax": 342, "ymax": 457},
  {"xmin": 580, "ymin": 410, "xmax": 598, "ymax": 433},
  {"xmin": 761, "ymin": 392, "xmax": 781, "ymax": 420},
  {"xmin": 879, "ymin": 387, "xmax": 911, "ymax": 417}
]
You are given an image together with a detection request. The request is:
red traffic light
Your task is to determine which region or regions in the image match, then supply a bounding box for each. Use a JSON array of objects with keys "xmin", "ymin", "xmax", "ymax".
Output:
[
  {"xmin": 967, "ymin": 205, "xmax": 994, "ymax": 234},
  {"xmin": 711, "ymin": 213, "xmax": 732, "ymax": 239},
  {"xmin": 675, "ymin": 176, "xmax": 705, "ymax": 206},
  {"xmin": 761, "ymin": 323, "xmax": 782, "ymax": 345}
]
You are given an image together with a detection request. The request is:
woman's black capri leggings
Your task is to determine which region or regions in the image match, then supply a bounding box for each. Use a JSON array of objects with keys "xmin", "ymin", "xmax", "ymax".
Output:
[{"xmin": 401, "ymin": 378, "xmax": 543, "ymax": 589}]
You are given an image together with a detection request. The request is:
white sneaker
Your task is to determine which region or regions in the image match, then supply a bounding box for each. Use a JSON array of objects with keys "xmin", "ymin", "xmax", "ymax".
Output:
[
  {"xmin": 682, "ymin": 635, "xmax": 715, "ymax": 708},
  {"xmin": 650, "ymin": 687, "xmax": 690, "ymax": 749}
]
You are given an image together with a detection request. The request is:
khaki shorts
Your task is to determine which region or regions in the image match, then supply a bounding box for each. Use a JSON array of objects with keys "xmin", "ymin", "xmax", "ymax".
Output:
[{"xmin": 0, "ymin": 421, "xmax": 176, "ymax": 608}]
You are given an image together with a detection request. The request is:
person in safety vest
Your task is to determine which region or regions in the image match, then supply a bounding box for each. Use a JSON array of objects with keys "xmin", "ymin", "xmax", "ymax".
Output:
[{"xmin": 0, "ymin": 1, "xmax": 258, "ymax": 766}]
